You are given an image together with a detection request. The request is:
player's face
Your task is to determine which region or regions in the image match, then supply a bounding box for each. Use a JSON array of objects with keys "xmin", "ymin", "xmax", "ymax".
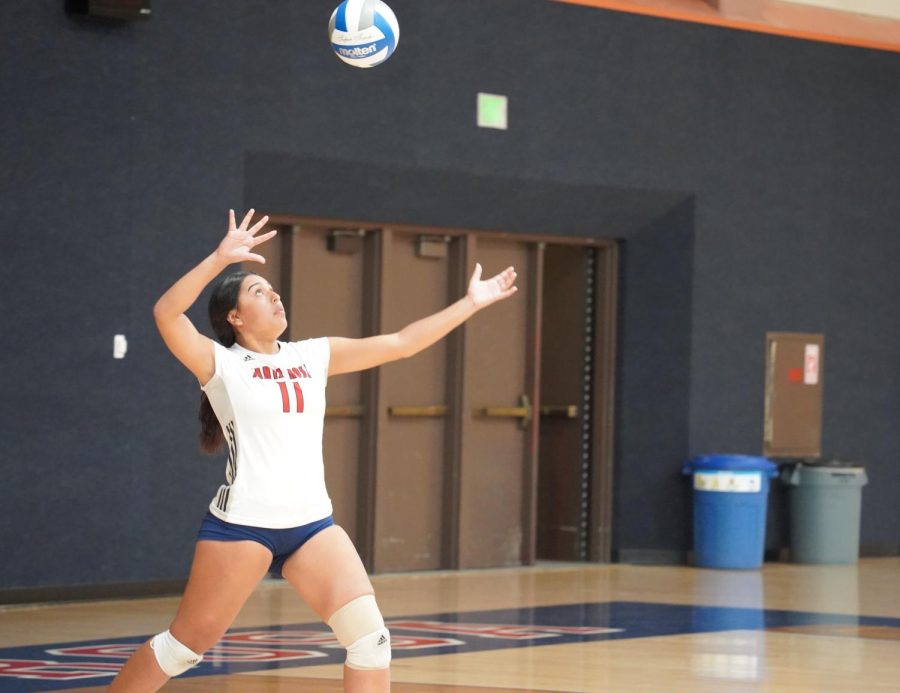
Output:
[{"xmin": 231, "ymin": 275, "xmax": 288, "ymax": 339}]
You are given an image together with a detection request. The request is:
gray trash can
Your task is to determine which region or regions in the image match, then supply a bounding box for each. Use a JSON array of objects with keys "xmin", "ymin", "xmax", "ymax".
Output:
[{"xmin": 784, "ymin": 460, "xmax": 868, "ymax": 564}]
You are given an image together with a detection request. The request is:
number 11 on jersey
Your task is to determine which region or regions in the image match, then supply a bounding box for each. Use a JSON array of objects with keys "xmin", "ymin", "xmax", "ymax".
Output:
[{"xmin": 278, "ymin": 381, "xmax": 305, "ymax": 413}]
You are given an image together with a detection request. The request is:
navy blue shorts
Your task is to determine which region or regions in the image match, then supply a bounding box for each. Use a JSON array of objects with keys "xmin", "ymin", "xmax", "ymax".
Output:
[{"xmin": 197, "ymin": 512, "xmax": 334, "ymax": 576}]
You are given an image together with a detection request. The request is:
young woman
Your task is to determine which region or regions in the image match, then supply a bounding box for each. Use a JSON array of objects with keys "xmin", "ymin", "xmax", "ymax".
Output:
[{"xmin": 107, "ymin": 209, "xmax": 518, "ymax": 693}]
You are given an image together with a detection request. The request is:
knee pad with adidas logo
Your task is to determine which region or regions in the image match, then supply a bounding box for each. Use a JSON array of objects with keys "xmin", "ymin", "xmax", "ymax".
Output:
[{"xmin": 327, "ymin": 594, "xmax": 391, "ymax": 670}]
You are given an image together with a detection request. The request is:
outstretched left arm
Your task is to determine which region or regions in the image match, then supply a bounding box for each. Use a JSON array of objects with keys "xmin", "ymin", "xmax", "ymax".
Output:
[{"xmin": 328, "ymin": 264, "xmax": 517, "ymax": 377}]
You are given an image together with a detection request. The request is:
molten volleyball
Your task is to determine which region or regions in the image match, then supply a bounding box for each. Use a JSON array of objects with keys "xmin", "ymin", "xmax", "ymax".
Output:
[{"xmin": 328, "ymin": 0, "xmax": 399, "ymax": 68}]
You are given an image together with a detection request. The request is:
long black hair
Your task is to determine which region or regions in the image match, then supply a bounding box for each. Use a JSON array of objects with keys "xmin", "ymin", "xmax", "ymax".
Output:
[{"xmin": 199, "ymin": 270, "xmax": 252, "ymax": 453}]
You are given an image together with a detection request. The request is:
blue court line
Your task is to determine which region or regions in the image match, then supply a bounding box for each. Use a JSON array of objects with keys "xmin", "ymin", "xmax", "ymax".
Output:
[{"xmin": 1, "ymin": 601, "xmax": 898, "ymax": 691}]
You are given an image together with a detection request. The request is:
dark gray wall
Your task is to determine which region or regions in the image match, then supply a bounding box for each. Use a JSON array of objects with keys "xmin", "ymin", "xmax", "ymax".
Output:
[
  {"xmin": 2, "ymin": 0, "xmax": 899, "ymax": 593},
  {"xmin": 615, "ymin": 200, "xmax": 695, "ymax": 563}
]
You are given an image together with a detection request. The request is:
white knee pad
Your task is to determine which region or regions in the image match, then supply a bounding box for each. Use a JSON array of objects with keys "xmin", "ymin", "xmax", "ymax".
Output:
[
  {"xmin": 150, "ymin": 630, "xmax": 204, "ymax": 677},
  {"xmin": 346, "ymin": 627, "xmax": 391, "ymax": 670},
  {"xmin": 327, "ymin": 594, "xmax": 391, "ymax": 670}
]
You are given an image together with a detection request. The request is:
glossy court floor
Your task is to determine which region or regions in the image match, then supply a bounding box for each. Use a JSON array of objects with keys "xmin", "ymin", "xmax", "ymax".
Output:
[{"xmin": 1, "ymin": 558, "xmax": 898, "ymax": 692}]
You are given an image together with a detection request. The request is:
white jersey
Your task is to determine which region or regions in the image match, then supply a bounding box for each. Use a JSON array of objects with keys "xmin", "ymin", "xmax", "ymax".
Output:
[{"xmin": 201, "ymin": 338, "xmax": 333, "ymax": 528}]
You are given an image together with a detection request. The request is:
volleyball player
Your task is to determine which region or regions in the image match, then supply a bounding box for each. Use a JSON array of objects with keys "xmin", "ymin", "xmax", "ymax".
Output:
[{"xmin": 106, "ymin": 209, "xmax": 518, "ymax": 692}]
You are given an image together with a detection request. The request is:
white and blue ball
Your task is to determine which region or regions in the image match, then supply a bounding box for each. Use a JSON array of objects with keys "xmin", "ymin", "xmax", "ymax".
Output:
[{"xmin": 329, "ymin": 0, "xmax": 399, "ymax": 68}]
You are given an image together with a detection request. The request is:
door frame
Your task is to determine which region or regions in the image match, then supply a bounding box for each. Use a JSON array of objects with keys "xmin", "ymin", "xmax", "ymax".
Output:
[{"xmin": 268, "ymin": 214, "xmax": 618, "ymax": 565}]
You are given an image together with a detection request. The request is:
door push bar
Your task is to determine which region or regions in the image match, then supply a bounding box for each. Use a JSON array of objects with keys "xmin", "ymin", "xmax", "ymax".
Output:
[
  {"xmin": 539, "ymin": 404, "xmax": 579, "ymax": 418},
  {"xmin": 475, "ymin": 394, "xmax": 532, "ymax": 430},
  {"xmin": 388, "ymin": 405, "xmax": 449, "ymax": 417},
  {"xmin": 325, "ymin": 405, "xmax": 366, "ymax": 418},
  {"xmin": 386, "ymin": 400, "xmax": 577, "ymax": 426}
]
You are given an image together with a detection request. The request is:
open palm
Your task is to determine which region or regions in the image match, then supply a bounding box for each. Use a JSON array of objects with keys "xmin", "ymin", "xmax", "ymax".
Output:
[
  {"xmin": 467, "ymin": 263, "xmax": 518, "ymax": 309},
  {"xmin": 215, "ymin": 208, "xmax": 277, "ymax": 265}
]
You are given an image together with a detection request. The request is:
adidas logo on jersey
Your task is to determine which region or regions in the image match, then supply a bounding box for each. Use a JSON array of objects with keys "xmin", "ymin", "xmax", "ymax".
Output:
[
  {"xmin": 243, "ymin": 355, "xmax": 254, "ymax": 361},
  {"xmin": 377, "ymin": 633, "xmax": 388, "ymax": 646}
]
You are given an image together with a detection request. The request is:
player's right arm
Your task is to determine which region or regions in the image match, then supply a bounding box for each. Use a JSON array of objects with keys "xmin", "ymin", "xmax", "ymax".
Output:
[{"xmin": 153, "ymin": 209, "xmax": 276, "ymax": 384}]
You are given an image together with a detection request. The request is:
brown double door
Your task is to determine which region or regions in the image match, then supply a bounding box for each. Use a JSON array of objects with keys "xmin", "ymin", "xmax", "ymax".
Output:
[{"xmin": 250, "ymin": 222, "xmax": 615, "ymax": 571}]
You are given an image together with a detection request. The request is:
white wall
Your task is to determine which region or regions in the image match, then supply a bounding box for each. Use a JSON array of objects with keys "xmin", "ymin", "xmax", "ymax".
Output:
[{"xmin": 782, "ymin": 0, "xmax": 900, "ymax": 21}]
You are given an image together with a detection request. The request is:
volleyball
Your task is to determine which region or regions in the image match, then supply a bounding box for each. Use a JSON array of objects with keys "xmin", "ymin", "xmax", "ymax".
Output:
[{"xmin": 328, "ymin": 0, "xmax": 399, "ymax": 68}]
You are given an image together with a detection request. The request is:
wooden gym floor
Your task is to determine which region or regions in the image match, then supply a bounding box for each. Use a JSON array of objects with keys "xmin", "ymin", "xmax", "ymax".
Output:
[{"xmin": 1, "ymin": 558, "xmax": 899, "ymax": 692}]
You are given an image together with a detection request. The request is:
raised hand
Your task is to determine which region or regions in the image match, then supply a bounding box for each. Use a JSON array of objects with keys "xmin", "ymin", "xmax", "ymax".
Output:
[
  {"xmin": 215, "ymin": 209, "xmax": 277, "ymax": 265},
  {"xmin": 467, "ymin": 263, "xmax": 518, "ymax": 309}
]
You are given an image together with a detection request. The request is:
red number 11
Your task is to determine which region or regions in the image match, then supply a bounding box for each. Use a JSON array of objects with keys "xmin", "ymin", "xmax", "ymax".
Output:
[{"xmin": 277, "ymin": 382, "xmax": 305, "ymax": 413}]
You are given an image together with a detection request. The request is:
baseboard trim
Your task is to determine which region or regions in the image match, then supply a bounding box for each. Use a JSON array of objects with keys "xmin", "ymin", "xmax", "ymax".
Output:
[
  {"xmin": 612, "ymin": 544, "xmax": 899, "ymax": 569},
  {"xmin": 860, "ymin": 543, "xmax": 900, "ymax": 558},
  {"xmin": 0, "ymin": 579, "xmax": 187, "ymax": 607},
  {"xmin": 614, "ymin": 549, "xmax": 687, "ymax": 565}
]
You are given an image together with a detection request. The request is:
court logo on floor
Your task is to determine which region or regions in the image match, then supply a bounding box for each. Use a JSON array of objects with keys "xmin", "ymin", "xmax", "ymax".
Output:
[{"xmin": 2, "ymin": 602, "xmax": 899, "ymax": 691}]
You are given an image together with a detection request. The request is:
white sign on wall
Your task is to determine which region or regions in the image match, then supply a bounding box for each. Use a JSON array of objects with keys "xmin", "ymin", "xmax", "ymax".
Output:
[{"xmin": 804, "ymin": 344, "xmax": 820, "ymax": 385}]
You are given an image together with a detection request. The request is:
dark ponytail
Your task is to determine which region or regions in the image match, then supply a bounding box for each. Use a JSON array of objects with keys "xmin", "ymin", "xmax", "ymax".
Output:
[{"xmin": 199, "ymin": 271, "xmax": 252, "ymax": 453}]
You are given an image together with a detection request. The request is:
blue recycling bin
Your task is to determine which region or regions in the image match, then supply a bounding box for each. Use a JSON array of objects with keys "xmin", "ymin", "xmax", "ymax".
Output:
[{"xmin": 682, "ymin": 455, "xmax": 778, "ymax": 569}]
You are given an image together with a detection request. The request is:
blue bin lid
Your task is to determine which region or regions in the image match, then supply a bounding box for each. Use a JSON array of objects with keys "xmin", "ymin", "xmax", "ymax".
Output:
[{"xmin": 682, "ymin": 454, "xmax": 777, "ymax": 476}]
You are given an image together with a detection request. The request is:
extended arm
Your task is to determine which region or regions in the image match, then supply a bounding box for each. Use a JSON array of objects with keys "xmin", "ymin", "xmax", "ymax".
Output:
[
  {"xmin": 328, "ymin": 264, "xmax": 517, "ymax": 376},
  {"xmin": 153, "ymin": 209, "xmax": 276, "ymax": 383}
]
